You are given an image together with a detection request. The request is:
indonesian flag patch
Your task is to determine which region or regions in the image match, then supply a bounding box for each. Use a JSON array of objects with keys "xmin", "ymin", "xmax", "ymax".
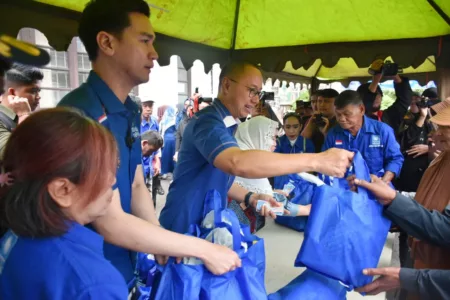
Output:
[
  {"xmin": 335, "ymin": 139, "xmax": 343, "ymax": 146},
  {"xmin": 98, "ymin": 114, "xmax": 107, "ymax": 124}
]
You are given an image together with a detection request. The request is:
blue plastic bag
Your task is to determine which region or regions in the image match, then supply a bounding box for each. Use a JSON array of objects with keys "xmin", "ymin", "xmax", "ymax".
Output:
[
  {"xmin": 154, "ymin": 190, "xmax": 267, "ymax": 300},
  {"xmin": 275, "ymin": 174, "xmax": 315, "ymax": 232},
  {"xmin": 268, "ymin": 269, "xmax": 347, "ymax": 300},
  {"xmin": 295, "ymin": 151, "xmax": 391, "ymax": 289}
]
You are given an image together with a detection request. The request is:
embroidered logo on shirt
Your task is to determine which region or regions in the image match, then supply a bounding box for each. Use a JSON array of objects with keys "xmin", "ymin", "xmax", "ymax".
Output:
[
  {"xmin": 335, "ymin": 140, "xmax": 343, "ymax": 146},
  {"xmin": 98, "ymin": 114, "xmax": 107, "ymax": 124},
  {"xmin": 131, "ymin": 125, "xmax": 140, "ymax": 139},
  {"xmin": 370, "ymin": 135, "xmax": 382, "ymax": 148}
]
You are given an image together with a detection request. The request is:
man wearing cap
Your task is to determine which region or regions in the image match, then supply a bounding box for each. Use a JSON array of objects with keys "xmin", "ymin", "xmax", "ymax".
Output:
[
  {"xmin": 357, "ymin": 61, "xmax": 412, "ymax": 133},
  {"xmin": 0, "ymin": 35, "xmax": 49, "ymax": 158}
]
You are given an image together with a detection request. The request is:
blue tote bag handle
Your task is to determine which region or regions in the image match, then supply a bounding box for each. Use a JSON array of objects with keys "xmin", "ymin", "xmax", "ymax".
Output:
[
  {"xmin": 332, "ymin": 151, "xmax": 371, "ymax": 198},
  {"xmin": 203, "ymin": 189, "xmax": 242, "ymax": 252}
]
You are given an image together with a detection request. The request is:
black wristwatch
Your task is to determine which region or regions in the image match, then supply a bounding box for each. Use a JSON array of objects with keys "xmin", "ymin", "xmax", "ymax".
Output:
[{"xmin": 244, "ymin": 192, "xmax": 254, "ymax": 207}]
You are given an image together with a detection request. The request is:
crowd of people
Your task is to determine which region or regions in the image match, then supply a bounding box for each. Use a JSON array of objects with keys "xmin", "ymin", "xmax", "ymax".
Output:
[{"xmin": 0, "ymin": 0, "xmax": 449, "ymax": 299}]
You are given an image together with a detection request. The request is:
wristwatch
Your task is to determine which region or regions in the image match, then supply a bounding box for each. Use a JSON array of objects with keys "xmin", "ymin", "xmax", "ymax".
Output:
[{"xmin": 244, "ymin": 192, "xmax": 254, "ymax": 207}]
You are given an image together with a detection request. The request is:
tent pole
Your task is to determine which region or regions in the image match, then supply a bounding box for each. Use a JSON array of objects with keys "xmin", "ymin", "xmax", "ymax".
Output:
[
  {"xmin": 427, "ymin": 0, "xmax": 450, "ymax": 26},
  {"xmin": 230, "ymin": 0, "xmax": 241, "ymax": 58}
]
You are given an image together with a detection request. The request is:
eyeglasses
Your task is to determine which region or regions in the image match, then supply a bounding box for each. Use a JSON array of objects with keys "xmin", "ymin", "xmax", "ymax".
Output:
[{"xmin": 228, "ymin": 78, "xmax": 263, "ymax": 99}]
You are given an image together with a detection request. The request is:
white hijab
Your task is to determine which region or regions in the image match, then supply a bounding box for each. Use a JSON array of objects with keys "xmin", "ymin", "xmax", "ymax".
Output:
[{"xmin": 234, "ymin": 116, "xmax": 279, "ymax": 195}]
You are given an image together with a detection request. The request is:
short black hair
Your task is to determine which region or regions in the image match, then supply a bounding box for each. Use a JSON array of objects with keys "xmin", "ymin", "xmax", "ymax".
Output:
[
  {"xmin": 141, "ymin": 130, "xmax": 163, "ymax": 148},
  {"xmin": 219, "ymin": 61, "xmax": 260, "ymax": 90},
  {"xmin": 79, "ymin": 0, "xmax": 150, "ymax": 61},
  {"xmin": 283, "ymin": 112, "xmax": 302, "ymax": 124},
  {"xmin": 198, "ymin": 97, "xmax": 213, "ymax": 104},
  {"xmin": 335, "ymin": 90, "xmax": 363, "ymax": 109},
  {"xmin": 317, "ymin": 89, "xmax": 339, "ymax": 99},
  {"xmin": 5, "ymin": 63, "xmax": 44, "ymax": 87}
]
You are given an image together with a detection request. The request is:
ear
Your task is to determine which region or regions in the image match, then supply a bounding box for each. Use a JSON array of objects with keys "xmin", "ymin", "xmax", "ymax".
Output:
[
  {"xmin": 96, "ymin": 31, "xmax": 117, "ymax": 57},
  {"xmin": 360, "ymin": 104, "xmax": 365, "ymax": 114},
  {"xmin": 47, "ymin": 178, "xmax": 77, "ymax": 208},
  {"xmin": 222, "ymin": 78, "xmax": 231, "ymax": 95},
  {"xmin": 141, "ymin": 140, "xmax": 148, "ymax": 148},
  {"xmin": 7, "ymin": 87, "xmax": 16, "ymax": 96}
]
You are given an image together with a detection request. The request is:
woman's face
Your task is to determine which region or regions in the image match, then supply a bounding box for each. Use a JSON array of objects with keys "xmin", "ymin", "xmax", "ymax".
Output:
[
  {"xmin": 60, "ymin": 172, "xmax": 116, "ymax": 225},
  {"xmin": 434, "ymin": 125, "xmax": 450, "ymax": 151},
  {"xmin": 284, "ymin": 116, "xmax": 301, "ymax": 140}
]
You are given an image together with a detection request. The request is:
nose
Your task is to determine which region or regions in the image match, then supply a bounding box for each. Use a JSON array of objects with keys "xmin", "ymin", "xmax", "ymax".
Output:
[{"xmin": 149, "ymin": 45, "xmax": 159, "ymax": 61}]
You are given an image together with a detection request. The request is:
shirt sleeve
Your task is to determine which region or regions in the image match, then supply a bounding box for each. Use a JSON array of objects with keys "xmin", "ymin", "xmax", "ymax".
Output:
[
  {"xmin": 76, "ymin": 283, "xmax": 128, "ymax": 300},
  {"xmin": 382, "ymin": 125, "xmax": 404, "ymax": 176},
  {"xmin": 383, "ymin": 77, "xmax": 412, "ymax": 131},
  {"xmin": 400, "ymin": 268, "xmax": 450, "ymax": 299},
  {"xmin": 192, "ymin": 114, "xmax": 239, "ymax": 165},
  {"xmin": 0, "ymin": 122, "xmax": 11, "ymax": 160},
  {"xmin": 384, "ymin": 193, "xmax": 450, "ymax": 248}
]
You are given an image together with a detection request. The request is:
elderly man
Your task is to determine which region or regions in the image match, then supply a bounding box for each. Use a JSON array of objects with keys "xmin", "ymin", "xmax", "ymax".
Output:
[{"xmin": 323, "ymin": 90, "xmax": 404, "ymax": 183}]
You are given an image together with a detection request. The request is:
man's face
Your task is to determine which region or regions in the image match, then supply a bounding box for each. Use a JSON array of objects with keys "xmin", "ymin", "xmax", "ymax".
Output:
[
  {"xmin": 318, "ymin": 96, "xmax": 335, "ymax": 118},
  {"xmin": 410, "ymin": 96, "xmax": 421, "ymax": 114},
  {"xmin": 434, "ymin": 125, "xmax": 450, "ymax": 151},
  {"xmin": 223, "ymin": 66, "xmax": 263, "ymax": 118},
  {"xmin": 142, "ymin": 103, "xmax": 153, "ymax": 118},
  {"xmin": 310, "ymin": 95, "xmax": 318, "ymax": 113},
  {"xmin": 304, "ymin": 107, "xmax": 313, "ymax": 117},
  {"xmin": 9, "ymin": 81, "xmax": 41, "ymax": 111},
  {"xmin": 114, "ymin": 13, "xmax": 159, "ymax": 86},
  {"xmin": 142, "ymin": 142, "xmax": 158, "ymax": 157},
  {"xmin": 335, "ymin": 104, "xmax": 364, "ymax": 132}
]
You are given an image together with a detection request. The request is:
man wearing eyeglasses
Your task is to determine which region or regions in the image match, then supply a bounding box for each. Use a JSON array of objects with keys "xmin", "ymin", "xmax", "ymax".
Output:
[{"xmin": 160, "ymin": 61, "xmax": 354, "ymax": 234}]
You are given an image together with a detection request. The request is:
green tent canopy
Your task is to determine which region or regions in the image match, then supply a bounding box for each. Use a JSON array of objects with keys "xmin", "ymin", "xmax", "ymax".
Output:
[{"xmin": 1, "ymin": 0, "xmax": 449, "ymax": 82}]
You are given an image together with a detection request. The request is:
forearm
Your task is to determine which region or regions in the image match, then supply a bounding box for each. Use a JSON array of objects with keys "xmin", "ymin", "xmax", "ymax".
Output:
[
  {"xmin": 369, "ymin": 76, "xmax": 382, "ymax": 93},
  {"xmin": 415, "ymin": 116, "xmax": 426, "ymax": 128},
  {"xmin": 224, "ymin": 150, "xmax": 317, "ymax": 179},
  {"xmin": 385, "ymin": 194, "xmax": 450, "ymax": 247},
  {"xmin": 131, "ymin": 167, "xmax": 158, "ymax": 225},
  {"xmin": 227, "ymin": 183, "xmax": 250, "ymax": 203},
  {"xmin": 301, "ymin": 119, "xmax": 315, "ymax": 139},
  {"xmin": 94, "ymin": 200, "xmax": 212, "ymax": 259},
  {"xmin": 400, "ymin": 268, "xmax": 450, "ymax": 299},
  {"xmin": 382, "ymin": 171, "xmax": 395, "ymax": 182}
]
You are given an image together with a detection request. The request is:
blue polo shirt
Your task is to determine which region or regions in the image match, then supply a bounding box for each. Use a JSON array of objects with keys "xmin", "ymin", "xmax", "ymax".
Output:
[
  {"xmin": 159, "ymin": 99, "xmax": 239, "ymax": 233},
  {"xmin": 0, "ymin": 224, "xmax": 127, "ymax": 299},
  {"xmin": 58, "ymin": 71, "xmax": 142, "ymax": 283},
  {"xmin": 323, "ymin": 115, "xmax": 404, "ymax": 176},
  {"xmin": 141, "ymin": 117, "xmax": 159, "ymax": 178}
]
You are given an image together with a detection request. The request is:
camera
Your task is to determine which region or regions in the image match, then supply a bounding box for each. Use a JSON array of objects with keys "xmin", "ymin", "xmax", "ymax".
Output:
[
  {"xmin": 260, "ymin": 91, "xmax": 274, "ymax": 102},
  {"xmin": 369, "ymin": 60, "xmax": 403, "ymax": 77},
  {"xmin": 314, "ymin": 113, "xmax": 326, "ymax": 127},
  {"xmin": 416, "ymin": 97, "xmax": 440, "ymax": 109}
]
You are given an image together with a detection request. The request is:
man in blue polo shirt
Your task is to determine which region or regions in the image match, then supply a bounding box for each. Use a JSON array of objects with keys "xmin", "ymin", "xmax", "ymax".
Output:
[
  {"xmin": 58, "ymin": 0, "xmax": 242, "ymax": 285},
  {"xmin": 323, "ymin": 90, "xmax": 404, "ymax": 183},
  {"xmin": 160, "ymin": 61, "xmax": 355, "ymax": 234}
]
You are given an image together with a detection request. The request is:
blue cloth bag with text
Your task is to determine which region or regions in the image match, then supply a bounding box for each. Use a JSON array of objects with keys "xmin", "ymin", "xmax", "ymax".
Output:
[
  {"xmin": 295, "ymin": 151, "xmax": 391, "ymax": 289},
  {"xmin": 274, "ymin": 174, "xmax": 315, "ymax": 232},
  {"xmin": 154, "ymin": 190, "xmax": 267, "ymax": 300}
]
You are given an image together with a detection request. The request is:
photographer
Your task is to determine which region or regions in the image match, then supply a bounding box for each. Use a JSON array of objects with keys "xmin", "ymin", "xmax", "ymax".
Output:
[
  {"xmin": 357, "ymin": 60, "xmax": 412, "ymax": 133},
  {"xmin": 395, "ymin": 91, "xmax": 435, "ymax": 192},
  {"xmin": 295, "ymin": 100, "xmax": 313, "ymax": 129},
  {"xmin": 301, "ymin": 89, "xmax": 339, "ymax": 152}
]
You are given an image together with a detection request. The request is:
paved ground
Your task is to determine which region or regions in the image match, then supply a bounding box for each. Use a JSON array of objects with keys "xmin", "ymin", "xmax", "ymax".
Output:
[{"xmin": 156, "ymin": 180, "xmax": 394, "ymax": 299}]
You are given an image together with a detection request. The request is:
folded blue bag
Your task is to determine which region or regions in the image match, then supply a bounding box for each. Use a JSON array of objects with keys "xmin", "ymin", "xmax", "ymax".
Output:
[
  {"xmin": 268, "ymin": 269, "xmax": 347, "ymax": 300},
  {"xmin": 274, "ymin": 174, "xmax": 315, "ymax": 232},
  {"xmin": 154, "ymin": 190, "xmax": 267, "ymax": 300},
  {"xmin": 295, "ymin": 151, "xmax": 391, "ymax": 289}
]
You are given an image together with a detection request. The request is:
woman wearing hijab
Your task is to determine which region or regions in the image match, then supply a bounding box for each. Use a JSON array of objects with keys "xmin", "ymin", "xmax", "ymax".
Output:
[
  {"xmin": 159, "ymin": 106, "xmax": 177, "ymax": 179},
  {"xmin": 228, "ymin": 116, "xmax": 311, "ymax": 233}
]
